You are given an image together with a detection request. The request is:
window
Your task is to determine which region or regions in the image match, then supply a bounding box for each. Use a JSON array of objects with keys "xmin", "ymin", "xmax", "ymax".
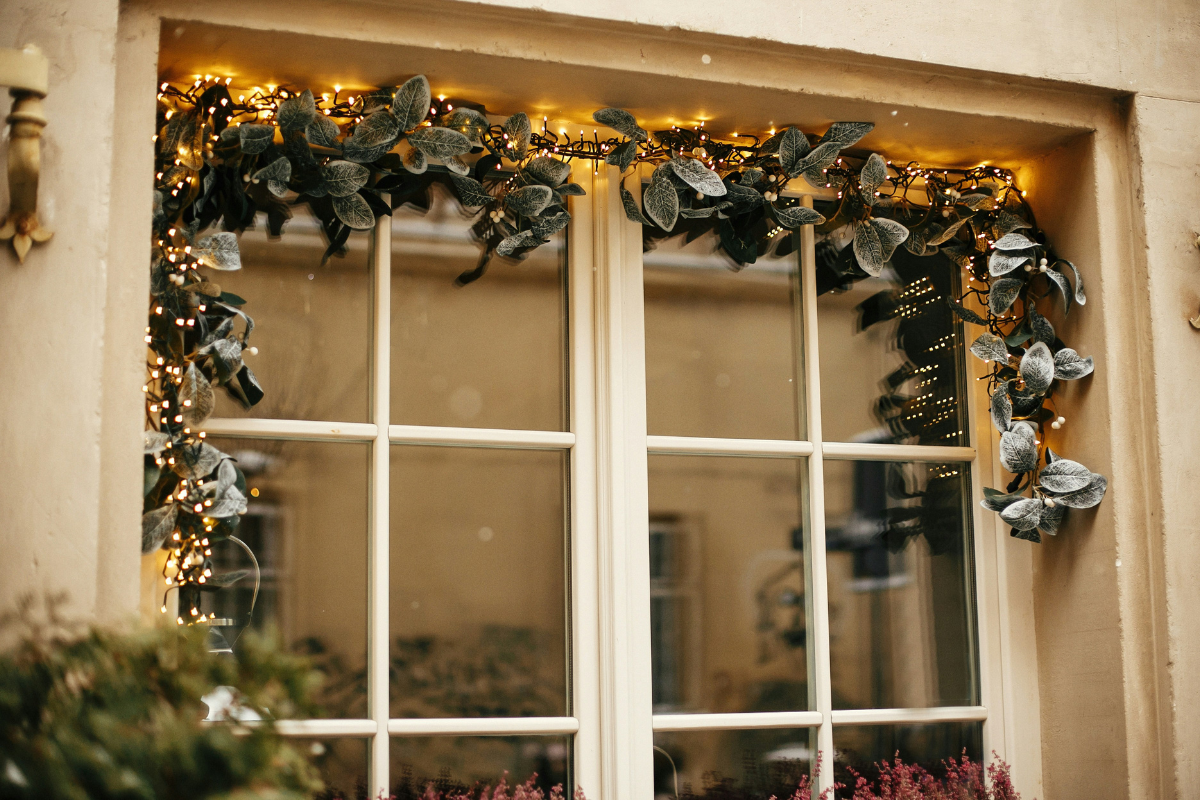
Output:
[{"xmin": 197, "ymin": 151, "xmax": 991, "ymax": 798}]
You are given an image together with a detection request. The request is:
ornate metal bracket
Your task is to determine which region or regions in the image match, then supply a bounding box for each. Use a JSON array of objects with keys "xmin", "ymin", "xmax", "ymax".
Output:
[{"xmin": 0, "ymin": 45, "xmax": 51, "ymax": 263}]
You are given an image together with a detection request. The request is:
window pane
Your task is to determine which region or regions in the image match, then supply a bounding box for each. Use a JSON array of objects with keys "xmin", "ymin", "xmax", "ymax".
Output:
[
  {"xmin": 644, "ymin": 225, "xmax": 804, "ymax": 440},
  {"xmin": 211, "ymin": 208, "xmax": 372, "ymax": 423},
  {"xmin": 653, "ymin": 728, "xmax": 815, "ymax": 798},
  {"xmin": 201, "ymin": 438, "xmax": 369, "ymax": 718},
  {"xmin": 389, "ymin": 446, "xmax": 568, "ymax": 718},
  {"xmin": 833, "ymin": 722, "xmax": 982, "ymax": 788},
  {"xmin": 647, "ymin": 455, "xmax": 810, "ymax": 713},
  {"xmin": 303, "ymin": 738, "xmax": 368, "ymax": 800},
  {"xmin": 390, "ymin": 183, "xmax": 567, "ymax": 431},
  {"xmin": 816, "ymin": 240, "xmax": 967, "ymax": 446},
  {"xmin": 390, "ymin": 736, "xmax": 570, "ymax": 796},
  {"xmin": 824, "ymin": 459, "xmax": 977, "ymax": 709}
]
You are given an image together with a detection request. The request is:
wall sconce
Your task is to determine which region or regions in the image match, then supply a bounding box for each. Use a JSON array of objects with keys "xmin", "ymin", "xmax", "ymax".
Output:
[{"xmin": 0, "ymin": 44, "xmax": 51, "ymax": 263}]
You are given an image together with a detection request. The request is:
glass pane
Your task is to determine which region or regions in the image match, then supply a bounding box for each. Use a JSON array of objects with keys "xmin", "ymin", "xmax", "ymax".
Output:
[
  {"xmin": 390, "ymin": 736, "xmax": 571, "ymax": 796},
  {"xmin": 824, "ymin": 459, "xmax": 977, "ymax": 709},
  {"xmin": 644, "ymin": 224, "xmax": 803, "ymax": 440},
  {"xmin": 389, "ymin": 446, "xmax": 568, "ymax": 718},
  {"xmin": 303, "ymin": 738, "xmax": 368, "ymax": 800},
  {"xmin": 653, "ymin": 728, "xmax": 815, "ymax": 799},
  {"xmin": 815, "ymin": 236, "xmax": 967, "ymax": 446},
  {"xmin": 647, "ymin": 455, "xmax": 810, "ymax": 713},
  {"xmin": 833, "ymin": 722, "xmax": 982, "ymax": 788},
  {"xmin": 211, "ymin": 208, "xmax": 372, "ymax": 422},
  {"xmin": 200, "ymin": 438, "xmax": 369, "ymax": 718},
  {"xmin": 390, "ymin": 183, "xmax": 568, "ymax": 431}
]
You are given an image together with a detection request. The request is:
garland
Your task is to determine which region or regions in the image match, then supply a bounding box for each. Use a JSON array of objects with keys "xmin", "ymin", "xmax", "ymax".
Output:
[{"xmin": 142, "ymin": 74, "xmax": 1106, "ymax": 623}]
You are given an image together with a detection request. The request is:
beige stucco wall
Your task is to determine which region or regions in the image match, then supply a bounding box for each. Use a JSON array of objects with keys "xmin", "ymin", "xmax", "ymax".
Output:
[{"xmin": 2, "ymin": 0, "xmax": 1199, "ymax": 797}]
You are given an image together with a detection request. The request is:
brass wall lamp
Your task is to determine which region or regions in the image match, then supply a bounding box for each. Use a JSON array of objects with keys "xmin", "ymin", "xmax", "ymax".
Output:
[{"xmin": 0, "ymin": 44, "xmax": 51, "ymax": 263}]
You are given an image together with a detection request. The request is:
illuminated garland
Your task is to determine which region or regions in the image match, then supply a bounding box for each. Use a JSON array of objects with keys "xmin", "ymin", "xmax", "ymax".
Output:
[{"xmin": 142, "ymin": 74, "xmax": 1106, "ymax": 623}]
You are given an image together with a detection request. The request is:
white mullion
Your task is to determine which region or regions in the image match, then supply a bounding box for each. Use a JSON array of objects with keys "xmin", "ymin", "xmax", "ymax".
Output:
[
  {"xmin": 388, "ymin": 717, "xmax": 581, "ymax": 736},
  {"xmin": 388, "ymin": 424, "xmax": 574, "ymax": 449},
  {"xmin": 203, "ymin": 417, "xmax": 377, "ymax": 442},
  {"xmin": 822, "ymin": 442, "xmax": 975, "ymax": 462},
  {"xmin": 830, "ymin": 706, "xmax": 989, "ymax": 726},
  {"xmin": 368, "ymin": 210, "xmax": 392, "ymax": 796},
  {"xmin": 798, "ymin": 195, "xmax": 836, "ymax": 791},
  {"xmin": 569, "ymin": 163, "xmax": 602, "ymax": 797},
  {"xmin": 276, "ymin": 720, "xmax": 379, "ymax": 737},
  {"xmin": 594, "ymin": 162, "xmax": 654, "ymax": 800}
]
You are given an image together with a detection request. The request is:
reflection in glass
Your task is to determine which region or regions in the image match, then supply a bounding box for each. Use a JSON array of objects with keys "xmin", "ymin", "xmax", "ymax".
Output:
[
  {"xmin": 305, "ymin": 738, "xmax": 368, "ymax": 800},
  {"xmin": 211, "ymin": 208, "xmax": 372, "ymax": 422},
  {"xmin": 653, "ymin": 728, "xmax": 815, "ymax": 799},
  {"xmin": 390, "ymin": 736, "xmax": 571, "ymax": 797},
  {"xmin": 815, "ymin": 234, "xmax": 967, "ymax": 446},
  {"xmin": 389, "ymin": 446, "xmax": 568, "ymax": 718},
  {"xmin": 391, "ymin": 183, "xmax": 567, "ymax": 431},
  {"xmin": 824, "ymin": 459, "xmax": 977, "ymax": 709},
  {"xmin": 643, "ymin": 224, "xmax": 804, "ymax": 440},
  {"xmin": 200, "ymin": 438, "xmax": 370, "ymax": 718},
  {"xmin": 647, "ymin": 455, "xmax": 810, "ymax": 713},
  {"xmin": 833, "ymin": 722, "xmax": 982, "ymax": 788}
]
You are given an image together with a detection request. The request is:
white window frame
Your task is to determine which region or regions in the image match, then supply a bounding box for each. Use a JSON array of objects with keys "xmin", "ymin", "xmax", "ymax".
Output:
[{"xmin": 199, "ymin": 152, "xmax": 1008, "ymax": 799}]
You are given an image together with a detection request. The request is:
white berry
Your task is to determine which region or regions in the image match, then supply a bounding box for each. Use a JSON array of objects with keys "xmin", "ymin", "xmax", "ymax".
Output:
[
  {"xmin": 1056, "ymin": 416, "xmax": 1065, "ymax": 425},
  {"xmin": 1044, "ymin": 498, "xmax": 1056, "ymax": 508},
  {"xmin": 248, "ymin": 346, "xmax": 259, "ymax": 356},
  {"xmin": 1051, "ymin": 420, "xmax": 1061, "ymax": 430}
]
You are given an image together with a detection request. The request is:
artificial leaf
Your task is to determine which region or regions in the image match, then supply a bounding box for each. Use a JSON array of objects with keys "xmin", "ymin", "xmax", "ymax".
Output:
[
  {"xmin": 252, "ymin": 156, "xmax": 291, "ymax": 187},
  {"xmin": 449, "ymin": 174, "xmax": 492, "ymax": 208},
  {"xmin": 180, "ymin": 364, "xmax": 215, "ymax": 428},
  {"xmin": 793, "ymin": 141, "xmax": 842, "ymax": 183},
  {"xmin": 276, "ymin": 89, "xmax": 316, "ymax": 130},
  {"xmin": 718, "ymin": 218, "xmax": 757, "ymax": 266},
  {"xmin": 605, "ymin": 140, "xmax": 638, "ymax": 172},
  {"xmin": 980, "ymin": 489, "xmax": 1025, "ymax": 512},
  {"xmin": 1029, "ymin": 305, "xmax": 1055, "ymax": 345},
  {"xmin": 442, "ymin": 106, "xmax": 489, "ymax": 142},
  {"xmin": 988, "ymin": 249, "xmax": 1033, "ymax": 276},
  {"xmin": 1057, "ymin": 260, "xmax": 1087, "ymax": 305},
  {"xmin": 669, "ymin": 157, "xmax": 727, "ymax": 196},
  {"xmin": 332, "ymin": 192, "xmax": 376, "ymax": 229},
  {"xmin": 532, "ymin": 211, "xmax": 571, "ymax": 238},
  {"xmin": 203, "ymin": 337, "xmax": 243, "ymax": 382},
  {"xmin": 1055, "ymin": 473, "xmax": 1107, "ymax": 509},
  {"xmin": 970, "ymin": 332, "xmax": 1009, "ymax": 362},
  {"xmin": 393, "ymin": 75, "xmax": 432, "ymax": 132},
  {"xmin": 959, "ymin": 193, "xmax": 996, "ymax": 210},
  {"xmin": 853, "ymin": 221, "xmax": 884, "ymax": 276},
  {"xmin": 592, "ymin": 107, "xmax": 648, "ymax": 141},
  {"xmin": 1038, "ymin": 502, "xmax": 1066, "ymax": 535},
  {"xmin": 620, "ymin": 182, "xmax": 651, "ymax": 225},
  {"xmin": 904, "ymin": 230, "xmax": 929, "ymax": 256},
  {"xmin": 1005, "ymin": 320, "xmax": 1033, "ymax": 347},
  {"xmin": 993, "ymin": 232, "xmax": 1036, "ymax": 251},
  {"xmin": 206, "ymin": 483, "xmax": 248, "ymax": 518},
  {"xmin": 322, "ymin": 160, "xmax": 370, "ymax": 197},
  {"xmin": 505, "ymin": 184, "xmax": 554, "ymax": 216},
  {"xmin": 869, "ymin": 217, "xmax": 909, "ymax": 261},
  {"xmin": 238, "ymin": 123, "xmax": 274, "ymax": 155},
  {"xmin": 402, "ymin": 146, "xmax": 428, "ymax": 174},
  {"xmin": 778, "ymin": 127, "xmax": 811, "ymax": 177},
  {"xmin": 1044, "ymin": 266, "xmax": 1074, "ymax": 313},
  {"xmin": 523, "ymin": 156, "xmax": 572, "ymax": 187},
  {"xmin": 306, "ymin": 113, "xmax": 341, "ymax": 147},
  {"xmin": 144, "ymin": 431, "xmax": 170, "ymax": 455},
  {"xmin": 989, "ymin": 277, "xmax": 1023, "ymax": 314},
  {"xmin": 946, "ymin": 297, "xmax": 987, "ymax": 325},
  {"xmin": 408, "ymin": 126, "xmax": 472, "ymax": 159},
  {"xmin": 503, "ymin": 112, "xmax": 532, "ymax": 160},
  {"xmin": 1012, "ymin": 527, "xmax": 1042, "ymax": 543},
  {"xmin": 235, "ymin": 366, "xmax": 264, "ymax": 408},
  {"xmin": 927, "ymin": 215, "xmax": 972, "ymax": 245},
  {"xmin": 193, "ymin": 232, "xmax": 242, "ymax": 271},
  {"xmin": 207, "ymin": 569, "xmax": 251, "ymax": 588},
  {"xmin": 994, "ymin": 211, "xmax": 1031, "ymax": 237},
  {"xmin": 1020, "ymin": 341, "xmax": 1055, "ymax": 394},
  {"xmin": 170, "ymin": 442, "xmax": 224, "ymax": 480},
  {"xmin": 141, "ymin": 504, "xmax": 178, "ymax": 554},
  {"xmin": 1039, "ymin": 458, "xmax": 1092, "ymax": 493},
  {"xmin": 999, "ymin": 422, "xmax": 1038, "ymax": 473},
  {"xmin": 819, "ymin": 121, "xmax": 873, "ymax": 147},
  {"xmin": 643, "ymin": 174, "xmax": 679, "ymax": 232},
  {"xmin": 1000, "ymin": 498, "xmax": 1043, "ymax": 531},
  {"xmin": 496, "ymin": 230, "xmax": 541, "ymax": 256},
  {"xmin": 859, "ymin": 153, "xmax": 887, "ymax": 201},
  {"xmin": 991, "ymin": 382, "xmax": 1012, "ymax": 432},
  {"xmin": 772, "ymin": 204, "xmax": 825, "ymax": 229},
  {"xmin": 1053, "ymin": 348, "xmax": 1095, "ymax": 380}
]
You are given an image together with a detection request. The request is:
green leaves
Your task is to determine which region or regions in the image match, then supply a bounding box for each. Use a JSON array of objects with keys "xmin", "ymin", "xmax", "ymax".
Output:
[
  {"xmin": 1019, "ymin": 342, "xmax": 1055, "ymax": 394},
  {"xmin": 450, "ymin": 174, "xmax": 492, "ymax": 208},
  {"xmin": 496, "ymin": 230, "xmax": 541, "ymax": 257},
  {"xmin": 592, "ymin": 107, "xmax": 648, "ymax": 141},
  {"xmin": 1054, "ymin": 347, "xmax": 1095, "ymax": 380},
  {"xmin": 988, "ymin": 250, "xmax": 1032, "ymax": 276},
  {"xmin": 306, "ymin": 113, "xmax": 341, "ymax": 148},
  {"xmin": 523, "ymin": 156, "xmax": 572, "ymax": 188},
  {"xmin": 1038, "ymin": 458, "xmax": 1092, "ymax": 493},
  {"xmin": 999, "ymin": 422, "xmax": 1038, "ymax": 474},
  {"xmin": 393, "ymin": 75, "xmax": 432, "ymax": 132},
  {"xmin": 443, "ymin": 107, "xmax": 489, "ymax": 142},
  {"xmin": 668, "ymin": 157, "xmax": 727, "ymax": 196},
  {"xmin": 408, "ymin": 126, "xmax": 472, "ymax": 160},
  {"xmin": 180, "ymin": 364, "xmax": 214, "ymax": 428},
  {"xmin": 772, "ymin": 204, "xmax": 825, "ymax": 229},
  {"xmin": 643, "ymin": 171, "xmax": 679, "ymax": 231},
  {"xmin": 970, "ymin": 332, "xmax": 1009, "ymax": 362},
  {"xmin": 1053, "ymin": 473, "xmax": 1107, "ymax": 508},
  {"xmin": 170, "ymin": 442, "xmax": 224, "ymax": 480},
  {"xmin": 991, "ymin": 382, "xmax": 1012, "ymax": 432},
  {"xmin": 852, "ymin": 218, "xmax": 910, "ymax": 275},
  {"xmin": 193, "ymin": 233, "xmax": 242, "ymax": 271},
  {"xmin": 1000, "ymin": 498, "xmax": 1043, "ymax": 531},
  {"xmin": 946, "ymin": 297, "xmax": 987, "ymax": 325},
  {"xmin": 141, "ymin": 504, "xmax": 178, "ymax": 554},
  {"xmin": 322, "ymin": 160, "xmax": 370, "ymax": 197},
  {"xmin": 252, "ymin": 156, "xmax": 291, "ymax": 197},
  {"xmin": 606, "ymin": 140, "xmax": 639, "ymax": 172},
  {"xmin": 777, "ymin": 127, "xmax": 810, "ymax": 178},
  {"xmin": 859, "ymin": 153, "xmax": 887, "ymax": 202},
  {"xmin": 350, "ymin": 109, "xmax": 401, "ymax": 148},
  {"xmin": 505, "ymin": 185, "xmax": 553, "ymax": 216},
  {"xmin": 989, "ymin": 277, "xmax": 1023, "ymax": 314},
  {"xmin": 276, "ymin": 89, "xmax": 316, "ymax": 130},
  {"xmin": 332, "ymin": 192, "xmax": 377, "ymax": 229},
  {"xmin": 819, "ymin": 121, "xmax": 873, "ymax": 147},
  {"xmin": 503, "ymin": 113, "xmax": 532, "ymax": 161},
  {"xmin": 238, "ymin": 123, "xmax": 275, "ymax": 154},
  {"xmin": 620, "ymin": 181, "xmax": 651, "ymax": 225}
]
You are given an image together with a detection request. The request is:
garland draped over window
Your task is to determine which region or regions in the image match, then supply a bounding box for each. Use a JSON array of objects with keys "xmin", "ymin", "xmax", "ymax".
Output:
[{"xmin": 143, "ymin": 74, "xmax": 1105, "ymax": 622}]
